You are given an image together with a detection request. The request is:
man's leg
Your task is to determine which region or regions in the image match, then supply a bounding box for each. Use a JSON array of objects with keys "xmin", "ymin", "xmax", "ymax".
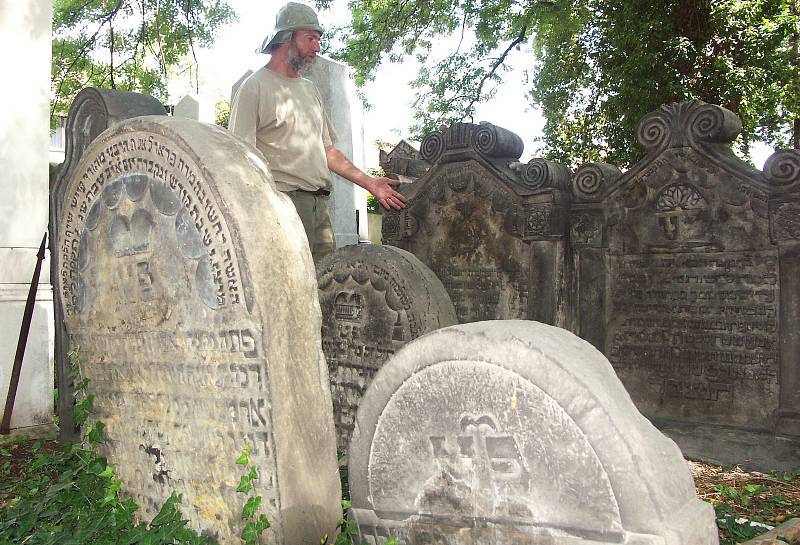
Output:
[
  {"xmin": 311, "ymin": 195, "xmax": 336, "ymax": 262},
  {"xmin": 288, "ymin": 191, "xmax": 336, "ymax": 263}
]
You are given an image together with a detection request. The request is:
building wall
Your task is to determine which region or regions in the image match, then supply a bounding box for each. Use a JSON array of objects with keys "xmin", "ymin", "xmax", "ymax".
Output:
[{"xmin": 0, "ymin": 0, "xmax": 55, "ymax": 429}]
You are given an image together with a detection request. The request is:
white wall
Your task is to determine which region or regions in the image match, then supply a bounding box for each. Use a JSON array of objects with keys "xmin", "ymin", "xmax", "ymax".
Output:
[{"xmin": 0, "ymin": 0, "xmax": 55, "ymax": 429}]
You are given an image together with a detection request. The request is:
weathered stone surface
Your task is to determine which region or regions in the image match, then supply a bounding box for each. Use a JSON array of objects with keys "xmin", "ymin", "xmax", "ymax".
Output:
[
  {"xmin": 741, "ymin": 518, "xmax": 800, "ymax": 545},
  {"xmin": 317, "ymin": 244, "xmax": 457, "ymax": 452},
  {"xmin": 379, "ymin": 140, "xmax": 430, "ymax": 181},
  {"xmin": 571, "ymin": 100, "xmax": 800, "ymax": 470},
  {"xmin": 50, "ymin": 87, "xmax": 167, "ymax": 440},
  {"xmin": 349, "ymin": 320, "xmax": 718, "ymax": 545},
  {"xmin": 383, "ymin": 122, "xmax": 572, "ymax": 326},
  {"xmin": 56, "ymin": 115, "xmax": 340, "ymax": 544}
]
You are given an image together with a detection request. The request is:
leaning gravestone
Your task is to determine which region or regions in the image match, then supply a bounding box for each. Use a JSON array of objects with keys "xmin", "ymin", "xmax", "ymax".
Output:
[
  {"xmin": 316, "ymin": 245, "xmax": 457, "ymax": 452},
  {"xmin": 50, "ymin": 88, "xmax": 167, "ymax": 440},
  {"xmin": 570, "ymin": 100, "xmax": 800, "ymax": 470},
  {"xmin": 382, "ymin": 122, "xmax": 572, "ymax": 327},
  {"xmin": 349, "ymin": 320, "xmax": 719, "ymax": 545},
  {"xmin": 56, "ymin": 115, "xmax": 341, "ymax": 544}
]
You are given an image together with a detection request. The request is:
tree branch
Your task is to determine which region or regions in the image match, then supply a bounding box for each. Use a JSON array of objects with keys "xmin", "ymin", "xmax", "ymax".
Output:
[{"xmin": 463, "ymin": 15, "xmax": 531, "ymax": 117}]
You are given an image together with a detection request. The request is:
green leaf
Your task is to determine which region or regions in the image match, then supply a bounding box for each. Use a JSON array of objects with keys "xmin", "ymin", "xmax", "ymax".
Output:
[{"xmin": 241, "ymin": 495, "xmax": 262, "ymax": 519}]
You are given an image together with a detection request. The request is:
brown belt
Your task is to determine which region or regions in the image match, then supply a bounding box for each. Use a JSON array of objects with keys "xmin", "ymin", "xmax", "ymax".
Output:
[{"xmin": 294, "ymin": 188, "xmax": 330, "ymax": 197}]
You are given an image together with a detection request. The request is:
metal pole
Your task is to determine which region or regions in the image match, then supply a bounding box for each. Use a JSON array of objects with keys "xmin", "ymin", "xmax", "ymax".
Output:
[{"xmin": 1, "ymin": 233, "xmax": 48, "ymax": 434}]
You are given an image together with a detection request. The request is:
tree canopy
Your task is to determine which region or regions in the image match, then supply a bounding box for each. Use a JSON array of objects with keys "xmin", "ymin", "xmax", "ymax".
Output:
[
  {"xmin": 323, "ymin": 0, "xmax": 799, "ymax": 167},
  {"xmin": 52, "ymin": 0, "xmax": 236, "ymax": 127}
]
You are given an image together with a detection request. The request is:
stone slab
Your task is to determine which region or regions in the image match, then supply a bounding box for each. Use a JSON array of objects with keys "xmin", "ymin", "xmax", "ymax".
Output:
[
  {"xmin": 56, "ymin": 115, "xmax": 340, "ymax": 544},
  {"xmin": 570, "ymin": 101, "xmax": 800, "ymax": 470},
  {"xmin": 306, "ymin": 56, "xmax": 366, "ymax": 247},
  {"xmin": 383, "ymin": 122, "xmax": 571, "ymax": 326},
  {"xmin": 316, "ymin": 244, "xmax": 456, "ymax": 452},
  {"xmin": 349, "ymin": 320, "xmax": 718, "ymax": 545}
]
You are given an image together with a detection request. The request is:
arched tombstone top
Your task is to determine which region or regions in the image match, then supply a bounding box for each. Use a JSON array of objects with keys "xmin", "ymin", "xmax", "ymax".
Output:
[
  {"xmin": 56, "ymin": 88, "xmax": 166, "ymax": 191},
  {"xmin": 56, "ymin": 115, "xmax": 340, "ymax": 544},
  {"xmin": 316, "ymin": 244, "xmax": 457, "ymax": 452},
  {"xmin": 348, "ymin": 320, "xmax": 718, "ymax": 545}
]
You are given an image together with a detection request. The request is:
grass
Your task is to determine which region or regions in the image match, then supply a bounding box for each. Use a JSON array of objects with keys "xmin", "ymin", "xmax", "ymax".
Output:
[{"xmin": 0, "ymin": 439, "xmax": 796, "ymax": 544}]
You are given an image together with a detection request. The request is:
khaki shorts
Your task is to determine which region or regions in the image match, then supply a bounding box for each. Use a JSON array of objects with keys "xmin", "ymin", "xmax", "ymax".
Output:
[{"xmin": 287, "ymin": 190, "xmax": 336, "ymax": 263}]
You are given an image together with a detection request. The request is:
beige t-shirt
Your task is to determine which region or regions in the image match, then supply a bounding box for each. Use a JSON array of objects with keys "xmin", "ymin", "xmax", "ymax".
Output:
[{"xmin": 229, "ymin": 67, "xmax": 334, "ymax": 192}]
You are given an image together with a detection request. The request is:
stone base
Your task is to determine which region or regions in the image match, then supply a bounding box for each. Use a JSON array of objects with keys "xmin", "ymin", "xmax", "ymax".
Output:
[
  {"xmin": 0, "ymin": 423, "xmax": 58, "ymax": 444},
  {"xmin": 655, "ymin": 419, "xmax": 800, "ymax": 472}
]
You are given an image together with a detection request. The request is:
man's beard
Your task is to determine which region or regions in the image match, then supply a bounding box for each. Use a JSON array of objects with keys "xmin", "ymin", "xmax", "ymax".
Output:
[{"xmin": 288, "ymin": 43, "xmax": 315, "ymax": 75}]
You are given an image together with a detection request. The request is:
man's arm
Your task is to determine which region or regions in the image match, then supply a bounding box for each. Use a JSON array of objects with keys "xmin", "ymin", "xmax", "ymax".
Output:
[{"xmin": 325, "ymin": 146, "xmax": 407, "ymax": 210}]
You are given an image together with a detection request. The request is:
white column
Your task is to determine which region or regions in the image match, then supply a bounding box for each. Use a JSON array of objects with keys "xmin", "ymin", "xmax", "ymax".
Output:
[
  {"xmin": 0, "ymin": 0, "xmax": 55, "ymax": 430},
  {"xmin": 307, "ymin": 56, "xmax": 368, "ymax": 247}
]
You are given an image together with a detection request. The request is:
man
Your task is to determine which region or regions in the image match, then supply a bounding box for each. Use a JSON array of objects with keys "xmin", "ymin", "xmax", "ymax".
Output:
[{"xmin": 229, "ymin": 2, "xmax": 407, "ymax": 263}]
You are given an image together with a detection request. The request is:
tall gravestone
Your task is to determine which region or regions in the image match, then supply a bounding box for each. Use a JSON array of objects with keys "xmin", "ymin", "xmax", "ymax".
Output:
[
  {"xmin": 50, "ymin": 88, "xmax": 167, "ymax": 440},
  {"xmin": 317, "ymin": 245, "xmax": 457, "ymax": 452},
  {"xmin": 56, "ymin": 115, "xmax": 341, "ymax": 543},
  {"xmin": 570, "ymin": 100, "xmax": 800, "ymax": 469},
  {"xmin": 349, "ymin": 320, "xmax": 718, "ymax": 545},
  {"xmin": 382, "ymin": 122, "xmax": 572, "ymax": 326}
]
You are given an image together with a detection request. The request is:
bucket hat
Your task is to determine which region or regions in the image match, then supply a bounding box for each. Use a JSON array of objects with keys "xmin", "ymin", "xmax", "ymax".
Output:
[{"xmin": 257, "ymin": 2, "xmax": 323, "ymax": 54}]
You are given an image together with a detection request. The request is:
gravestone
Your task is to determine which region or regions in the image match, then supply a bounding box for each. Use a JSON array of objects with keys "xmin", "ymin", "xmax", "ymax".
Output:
[
  {"xmin": 173, "ymin": 95, "xmax": 200, "ymax": 120},
  {"xmin": 55, "ymin": 115, "xmax": 341, "ymax": 543},
  {"xmin": 383, "ymin": 122, "xmax": 572, "ymax": 326},
  {"xmin": 349, "ymin": 320, "xmax": 718, "ymax": 545},
  {"xmin": 570, "ymin": 100, "xmax": 800, "ymax": 470},
  {"xmin": 50, "ymin": 87, "xmax": 167, "ymax": 440},
  {"xmin": 378, "ymin": 140, "xmax": 430, "ymax": 181},
  {"xmin": 316, "ymin": 245, "xmax": 457, "ymax": 452}
]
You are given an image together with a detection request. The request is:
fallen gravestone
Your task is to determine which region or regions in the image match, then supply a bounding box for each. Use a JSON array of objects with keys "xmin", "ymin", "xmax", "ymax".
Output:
[
  {"xmin": 56, "ymin": 115, "xmax": 340, "ymax": 544},
  {"xmin": 317, "ymin": 244, "xmax": 457, "ymax": 452},
  {"xmin": 349, "ymin": 320, "xmax": 719, "ymax": 545},
  {"xmin": 382, "ymin": 122, "xmax": 572, "ymax": 326},
  {"xmin": 570, "ymin": 100, "xmax": 800, "ymax": 470}
]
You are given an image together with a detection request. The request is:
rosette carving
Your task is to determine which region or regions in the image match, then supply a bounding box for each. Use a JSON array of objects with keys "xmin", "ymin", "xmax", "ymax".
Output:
[
  {"xmin": 520, "ymin": 159, "xmax": 571, "ymax": 191},
  {"xmin": 636, "ymin": 100, "xmax": 741, "ymax": 151},
  {"xmin": 420, "ymin": 130, "xmax": 446, "ymax": 163},
  {"xmin": 473, "ymin": 122, "xmax": 524, "ymax": 159},
  {"xmin": 764, "ymin": 150, "xmax": 800, "ymax": 192},
  {"xmin": 572, "ymin": 163, "xmax": 622, "ymax": 201}
]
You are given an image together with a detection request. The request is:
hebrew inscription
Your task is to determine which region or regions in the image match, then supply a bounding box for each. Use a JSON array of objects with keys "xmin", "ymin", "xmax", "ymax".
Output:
[
  {"xmin": 317, "ymin": 245, "xmax": 456, "ymax": 452},
  {"xmin": 608, "ymin": 252, "xmax": 779, "ymax": 428},
  {"xmin": 56, "ymin": 117, "xmax": 342, "ymax": 544}
]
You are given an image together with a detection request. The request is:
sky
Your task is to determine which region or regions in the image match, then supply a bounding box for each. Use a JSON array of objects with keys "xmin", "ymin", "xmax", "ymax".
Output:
[{"xmin": 174, "ymin": 0, "xmax": 772, "ymax": 170}]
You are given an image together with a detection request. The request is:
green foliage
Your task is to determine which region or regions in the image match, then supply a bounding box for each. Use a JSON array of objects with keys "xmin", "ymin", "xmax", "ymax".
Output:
[
  {"xmin": 52, "ymin": 0, "xmax": 237, "ymax": 128},
  {"xmin": 326, "ymin": 0, "xmax": 800, "ymax": 167},
  {"xmin": 215, "ymin": 100, "xmax": 231, "ymax": 129},
  {"xmin": 702, "ymin": 471, "xmax": 800, "ymax": 544},
  {"xmin": 235, "ymin": 442, "xmax": 271, "ymax": 545},
  {"xmin": 366, "ymin": 194, "xmax": 379, "ymax": 213},
  {"xmin": 0, "ymin": 348, "xmax": 210, "ymax": 545}
]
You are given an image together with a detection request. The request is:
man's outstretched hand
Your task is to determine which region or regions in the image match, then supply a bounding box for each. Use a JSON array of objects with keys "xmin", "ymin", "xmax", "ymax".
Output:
[{"xmin": 369, "ymin": 176, "xmax": 407, "ymax": 210}]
